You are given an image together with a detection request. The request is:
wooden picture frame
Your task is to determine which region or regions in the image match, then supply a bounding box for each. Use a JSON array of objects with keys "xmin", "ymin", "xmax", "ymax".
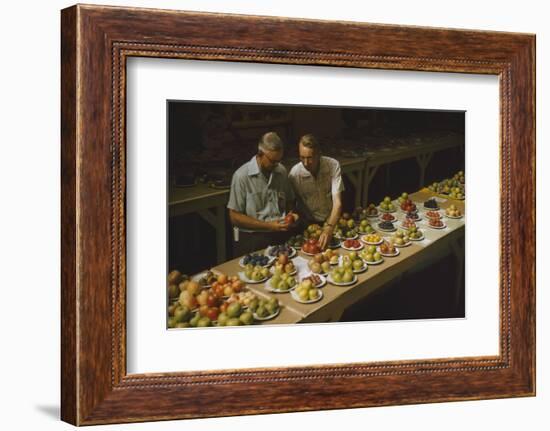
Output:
[{"xmin": 61, "ymin": 4, "xmax": 535, "ymax": 425}]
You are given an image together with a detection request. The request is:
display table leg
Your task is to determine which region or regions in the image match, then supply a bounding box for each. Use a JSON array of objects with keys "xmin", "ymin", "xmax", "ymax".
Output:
[
  {"xmin": 362, "ymin": 164, "xmax": 379, "ymax": 206},
  {"xmin": 197, "ymin": 206, "xmax": 227, "ymax": 264},
  {"xmin": 344, "ymin": 169, "xmax": 363, "ymax": 209},
  {"xmin": 416, "ymin": 152, "xmax": 433, "ymax": 188}
]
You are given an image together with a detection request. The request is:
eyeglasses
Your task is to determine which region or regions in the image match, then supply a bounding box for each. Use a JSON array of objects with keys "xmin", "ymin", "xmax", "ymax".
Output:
[{"xmin": 261, "ymin": 151, "xmax": 283, "ymax": 166}]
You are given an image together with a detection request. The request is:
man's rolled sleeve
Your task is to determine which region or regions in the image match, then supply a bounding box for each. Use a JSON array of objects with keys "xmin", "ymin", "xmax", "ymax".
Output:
[
  {"xmin": 331, "ymin": 162, "xmax": 345, "ymax": 195},
  {"xmin": 227, "ymin": 173, "xmax": 246, "ymax": 213}
]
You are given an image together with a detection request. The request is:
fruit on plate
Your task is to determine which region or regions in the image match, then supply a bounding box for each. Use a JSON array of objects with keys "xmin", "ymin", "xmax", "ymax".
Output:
[
  {"xmin": 242, "ymin": 253, "xmax": 270, "ymax": 267},
  {"xmin": 358, "ymin": 219, "xmax": 375, "ymax": 234},
  {"xmin": 380, "ymin": 212, "xmax": 396, "ymax": 222},
  {"xmin": 406, "ymin": 211, "xmax": 420, "ymax": 221},
  {"xmin": 295, "ymin": 280, "xmax": 321, "ymax": 302},
  {"xmin": 251, "ymin": 297, "xmax": 280, "ymax": 318},
  {"xmin": 445, "ymin": 204, "xmax": 463, "ymax": 217},
  {"xmin": 391, "ymin": 231, "xmax": 410, "ymax": 246},
  {"xmin": 378, "ymin": 221, "xmax": 395, "ymax": 230},
  {"xmin": 343, "ymin": 239, "xmax": 362, "ymax": 249},
  {"xmin": 429, "ymin": 218, "xmax": 445, "ymax": 228},
  {"xmin": 362, "ymin": 233, "xmax": 382, "ymax": 243},
  {"xmin": 304, "ymin": 223, "xmax": 323, "ymax": 240},
  {"xmin": 380, "ymin": 240, "xmax": 397, "ymax": 255},
  {"xmin": 196, "ymin": 270, "xmax": 218, "ymax": 287},
  {"xmin": 365, "ymin": 203, "xmax": 379, "ymax": 216},
  {"xmin": 302, "ymin": 273, "xmax": 322, "ymax": 287},
  {"xmin": 397, "ymin": 192, "xmax": 409, "ymax": 204},
  {"xmin": 345, "ymin": 251, "xmax": 365, "ymax": 271},
  {"xmin": 379, "ymin": 196, "xmax": 396, "ymax": 212},
  {"xmin": 359, "ymin": 245, "xmax": 383, "ymax": 263},
  {"xmin": 272, "ymin": 260, "xmax": 296, "ymax": 275},
  {"xmin": 266, "ymin": 244, "xmax": 294, "ymax": 258},
  {"xmin": 406, "ymin": 226, "xmax": 424, "ymax": 240},
  {"xmin": 286, "ymin": 234, "xmax": 305, "ymax": 249},
  {"xmin": 322, "ymin": 248, "xmax": 341, "ymax": 265},
  {"xmin": 400, "ymin": 198, "xmax": 417, "ymax": 213},
  {"xmin": 330, "ymin": 265, "xmax": 355, "ymax": 284},
  {"xmin": 424, "ymin": 198, "xmax": 439, "ymax": 209},
  {"xmin": 401, "ymin": 219, "xmax": 417, "ymax": 229},
  {"xmin": 243, "ymin": 264, "xmax": 270, "ymax": 281},
  {"xmin": 302, "ymin": 238, "xmax": 322, "ymax": 254},
  {"xmin": 426, "ymin": 210, "xmax": 441, "ymax": 219},
  {"xmin": 270, "ymin": 271, "xmax": 297, "ymax": 291}
]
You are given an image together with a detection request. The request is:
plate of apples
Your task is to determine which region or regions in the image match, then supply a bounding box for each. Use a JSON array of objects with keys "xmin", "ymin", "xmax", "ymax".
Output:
[{"xmin": 379, "ymin": 240, "xmax": 400, "ymax": 257}]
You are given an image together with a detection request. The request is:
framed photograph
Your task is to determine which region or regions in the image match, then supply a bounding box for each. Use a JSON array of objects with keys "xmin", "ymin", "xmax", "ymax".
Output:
[{"xmin": 61, "ymin": 4, "xmax": 535, "ymax": 425}]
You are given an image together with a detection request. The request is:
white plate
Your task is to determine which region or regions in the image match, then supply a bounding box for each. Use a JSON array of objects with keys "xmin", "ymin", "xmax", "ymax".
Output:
[
  {"xmin": 342, "ymin": 233, "xmax": 359, "ymax": 240},
  {"xmin": 264, "ymin": 279, "xmax": 296, "ymax": 293},
  {"xmin": 361, "ymin": 257, "xmax": 384, "ymax": 265},
  {"xmin": 328, "ymin": 240, "xmax": 342, "ymax": 249},
  {"xmin": 238, "ymin": 256, "xmax": 274, "ymax": 268},
  {"xmin": 265, "ymin": 246, "xmax": 297, "ymax": 259},
  {"xmin": 253, "ymin": 307, "xmax": 281, "ymax": 321},
  {"xmin": 360, "ymin": 235, "xmax": 383, "ymax": 245},
  {"xmin": 291, "ymin": 288, "xmax": 324, "ymax": 304},
  {"xmin": 366, "ymin": 212, "xmax": 379, "ymax": 218},
  {"xmin": 380, "ymin": 248, "xmax": 400, "ymax": 257},
  {"xmin": 378, "ymin": 214, "xmax": 397, "ymax": 222},
  {"xmin": 341, "ymin": 242, "xmax": 364, "ymax": 251},
  {"xmin": 238, "ymin": 271, "xmax": 270, "ymax": 284},
  {"xmin": 427, "ymin": 222, "xmax": 447, "ymax": 229},
  {"xmin": 352, "ymin": 263, "xmax": 368, "ymax": 273},
  {"xmin": 191, "ymin": 270, "xmax": 221, "ymax": 288},
  {"xmin": 377, "ymin": 224, "xmax": 397, "ymax": 232},
  {"xmin": 300, "ymin": 274, "xmax": 327, "ymax": 288},
  {"xmin": 377, "ymin": 206, "xmax": 397, "ymax": 213},
  {"xmin": 301, "ymin": 248, "xmax": 322, "ymax": 256},
  {"xmin": 270, "ymin": 266, "xmax": 297, "ymax": 276},
  {"xmin": 392, "ymin": 240, "xmax": 411, "ymax": 248},
  {"xmin": 445, "ymin": 213, "xmax": 464, "ymax": 219},
  {"xmin": 423, "ymin": 204, "xmax": 440, "ymax": 211},
  {"xmin": 399, "ymin": 224, "xmax": 417, "ymax": 231},
  {"xmin": 327, "ymin": 273, "xmax": 358, "ymax": 286},
  {"xmin": 425, "ymin": 212, "xmax": 442, "ymax": 219}
]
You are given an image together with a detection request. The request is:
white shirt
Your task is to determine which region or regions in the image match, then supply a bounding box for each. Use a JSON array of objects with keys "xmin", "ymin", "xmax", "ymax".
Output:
[{"xmin": 289, "ymin": 156, "xmax": 344, "ymax": 222}]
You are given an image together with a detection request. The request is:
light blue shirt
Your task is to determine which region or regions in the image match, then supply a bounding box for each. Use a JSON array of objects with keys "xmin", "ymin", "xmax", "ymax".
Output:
[{"xmin": 227, "ymin": 156, "xmax": 294, "ymax": 232}]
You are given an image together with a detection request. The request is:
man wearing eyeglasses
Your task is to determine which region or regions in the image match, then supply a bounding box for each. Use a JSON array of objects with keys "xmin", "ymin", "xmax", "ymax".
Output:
[
  {"xmin": 227, "ymin": 132, "xmax": 298, "ymax": 256},
  {"xmin": 289, "ymin": 134, "xmax": 344, "ymax": 250}
]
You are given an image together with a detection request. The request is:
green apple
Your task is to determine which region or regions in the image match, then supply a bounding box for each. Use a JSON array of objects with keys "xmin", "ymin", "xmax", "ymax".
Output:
[
  {"xmin": 332, "ymin": 272, "xmax": 343, "ymax": 283},
  {"xmin": 217, "ymin": 312, "xmax": 229, "ymax": 326},
  {"xmin": 349, "ymin": 251, "xmax": 358, "ymax": 261},
  {"xmin": 374, "ymin": 252, "xmax": 382, "ymax": 261},
  {"xmin": 239, "ymin": 311, "xmax": 254, "ymax": 325},
  {"xmin": 277, "ymin": 280, "xmax": 288, "ymax": 291},
  {"xmin": 309, "ymin": 288, "xmax": 319, "ymax": 300},
  {"xmin": 260, "ymin": 267, "xmax": 270, "ymax": 278},
  {"xmin": 227, "ymin": 302, "xmax": 242, "ymax": 318},
  {"xmin": 384, "ymin": 196, "xmax": 391, "ymax": 203},
  {"xmin": 189, "ymin": 313, "xmax": 201, "ymax": 327},
  {"xmin": 197, "ymin": 317, "xmax": 211, "ymax": 327},
  {"xmin": 352, "ymin": 259, "xmax": 364, "ymax": 270},
  {"xmin": 299, "ymin": 289, "xmax": 310, "ymax": 301},
  {"xmin": 226, "ymin": 317, "xmax": 242, "ymax": 326},
  {"xmin": 365, "ymin": 253, "xmax": 374, "ymax": 262},
  {"xmin": 321, "ymin": 261, "xmax": 331, "ymax": 273},
  {"xmin": 342, "ymin": 271, "xmax": 354, "ymax": 282},
  {"xmin": 302, "ymin": 279, "xmax": 313, "ymax": 290}
]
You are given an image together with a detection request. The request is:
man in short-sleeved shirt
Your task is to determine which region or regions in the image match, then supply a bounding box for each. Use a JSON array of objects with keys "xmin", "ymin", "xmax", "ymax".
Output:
[
  {"xmin": 227, "ymin": 132, "xmax": 297, "ymax": 256},
  {"xmin": 289, "ymin": 134, "xmax": 344, "ymax": 249}
]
